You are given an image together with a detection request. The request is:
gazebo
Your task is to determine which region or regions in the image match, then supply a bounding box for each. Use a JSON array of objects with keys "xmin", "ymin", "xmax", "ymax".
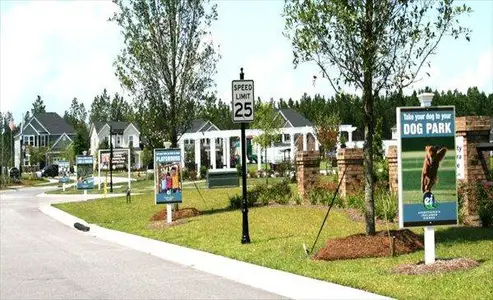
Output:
[{"xmin": 178, "ymin": 109, "xmax": 358, "ymax": 175}]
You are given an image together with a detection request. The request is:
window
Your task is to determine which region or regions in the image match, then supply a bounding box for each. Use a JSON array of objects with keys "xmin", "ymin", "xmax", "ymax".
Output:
[
  {"xmin": 40, "ymin": 135, "xmax": 47, "ymax": 147},
  {"xmin": 128, "ymin": 135, "xmax": 134, "ymax": 145},
  {"xmin": 284, "ymin": 134, "xmax": 290, "ymax": 142},
  {"xmin": 23, "ymin": 135, "xmax": 35, "ymax": 146},
  {"xmin": 116, "ymin": 135, "xmax": 121, "ymax": 145}
]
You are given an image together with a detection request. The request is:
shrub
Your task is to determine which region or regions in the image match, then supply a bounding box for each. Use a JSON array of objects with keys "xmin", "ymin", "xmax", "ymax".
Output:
[
  {"xmin": 248, "ymin": 184, "xmax": 267, "ymax": 205},
  {"xmin": 346, "ymin": 191, "xmax": 365, "ymax": 210},
  {"xmin": 248, "ymin": 170, "xmax": 257, "ymax": 178},
  {"xmin": 200, "ymin": 166, "xmax": 207, "ymax": 179},
  {"xmin": 478, "ymin": 181, "xmax": 493, "ymax": 227},
  {"xmin": 229, "ymin": 194, "xmax": 243, "ymax": 209},
  {"xmin": 271, "ymin": 180, "xmax": 292, "ymax": 204},
  {"xmin": 292, "ymin": 193, "xmax": 303, "ymax": 205},
  {"xmin": 374, "ymin": 158, "xmax": 389, "ymax": 183},
  {"xmin": 374, "ymin": 188, "xmax": 398, "ymax": 222},
  {"xmin": 182, "ymin": 168, "xmax": 190, "ymax": 180}
]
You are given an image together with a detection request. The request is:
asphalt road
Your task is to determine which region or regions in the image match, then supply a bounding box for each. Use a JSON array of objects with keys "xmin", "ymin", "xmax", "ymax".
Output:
[{"xmin": 0, "ymin": 187, "xmax": 283, "ymax": 299}]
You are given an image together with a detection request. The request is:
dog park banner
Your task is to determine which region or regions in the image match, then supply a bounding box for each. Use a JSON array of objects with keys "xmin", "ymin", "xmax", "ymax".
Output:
[
  {"xmin": 154, "ymin": 148, "xmax": 182, "ymax": 204},
  {"xmin": 397, "ymin": 106, "xmax": 458, "ymax": 228},
  {"xmin": 76, "ymin": 155, "xmax": 94, "ymax": 190},
  {"xmin": 58, "ymin": 160, "xmax": 70, "ymax": 183}
]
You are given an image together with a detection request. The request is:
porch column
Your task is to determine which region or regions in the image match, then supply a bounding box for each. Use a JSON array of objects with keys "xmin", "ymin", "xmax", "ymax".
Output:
[
  {"xmin": 222, "ymin": 138, "xmax": 227, "ymax": 168},
  {"xmin": 226, "ymin": 137, "xmax": 231, "ymax": 168},
  {"xmin": 302, "ymin": 133, "xmax": 307, "ymax": 151},
  {"xmin": 210, "ymin": 138, "xmax": 216, "ymax": 169},
  {"xmin": 194, "ymin": 138, "xmax": 201, "ymax": 177},
  {"xmin": 257, "ymin": 143, "xmax": 261, "ymax": 171},
  {"xmin": 348, "ymin": 130, "xmax": 354, "ymax": 144},
  {"xmin": 180, "ymin": 140, "xmax": 185, "ymax": 168},
  {"xmin": 290, "ymin": 133, "xmax": 295, "ymax": 161},
  {"xmin": 270, "ymin": 141, "xmax": 275, "ymax": 163}
]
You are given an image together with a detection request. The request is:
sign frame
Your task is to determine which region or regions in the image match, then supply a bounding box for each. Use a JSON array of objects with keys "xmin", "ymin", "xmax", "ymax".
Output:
[
  {"xmin": 232, "ymin": 79, "xmax": 255, "ymax": 123},
  {"xmin": 397, "ymin": 105, "xmax": 459, "ymax": 228},
  {"xmin": 154, "ymin": 148, "xmax": 183, "ymax": 205},
  {"xmin": 76, "ymin": 155, "xmax": 94, "ymax": 190}
]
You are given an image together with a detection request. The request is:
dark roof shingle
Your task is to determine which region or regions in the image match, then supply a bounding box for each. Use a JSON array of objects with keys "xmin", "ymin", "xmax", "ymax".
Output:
[
  {"xmin": 278, "ymin": 108, "xmax": 312, "ymax": 127},
  {"xmin": 32, "ymin": 112, "xmax": 75, "ymax": 135}
]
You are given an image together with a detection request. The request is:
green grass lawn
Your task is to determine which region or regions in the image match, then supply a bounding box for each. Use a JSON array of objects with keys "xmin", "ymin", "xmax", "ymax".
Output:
[
  {"xmin": 402, "ymin": 151, "xmax": 457, "ymax": 204},
  {"xmin": 53, "ymin": 181, "xmax": 493, "ymax": 300}
]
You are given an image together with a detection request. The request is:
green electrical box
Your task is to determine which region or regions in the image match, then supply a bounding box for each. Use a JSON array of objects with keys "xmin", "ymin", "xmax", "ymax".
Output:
[{"xmin": 207, "ymin": 168, "xmax": 239, "ymax": 189}]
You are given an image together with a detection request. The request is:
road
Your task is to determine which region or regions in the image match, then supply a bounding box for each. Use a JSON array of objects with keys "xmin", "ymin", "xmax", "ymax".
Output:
[{"xmin": 0, "ymin": 187, "xmax": 283, "ymax": 299}]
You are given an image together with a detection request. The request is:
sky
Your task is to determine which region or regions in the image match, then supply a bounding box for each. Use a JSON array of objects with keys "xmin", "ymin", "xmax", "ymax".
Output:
[{"xmin": 1, "ymin": 0, "xmax": 492, "ymax": 124}]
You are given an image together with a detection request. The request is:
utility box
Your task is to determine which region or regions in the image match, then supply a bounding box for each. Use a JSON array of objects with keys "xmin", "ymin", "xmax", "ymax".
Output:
[{"xmin": 207, "ymin": 168, "xmax": 239, "ymax": 189}]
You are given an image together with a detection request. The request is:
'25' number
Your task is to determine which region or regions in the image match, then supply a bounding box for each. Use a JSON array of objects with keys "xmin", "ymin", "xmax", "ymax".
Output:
[{"xmin": 234, "ymin": 102, "xmax": 252, "ymax": 118}]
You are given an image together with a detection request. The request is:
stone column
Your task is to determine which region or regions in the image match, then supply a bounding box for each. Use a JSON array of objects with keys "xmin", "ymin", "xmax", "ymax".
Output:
[
  {"xmin": 210, "ymin": 138, "xmax": 216, "ymax": 169},
  {"xmin": 387, "ymin": 145, "xmax": 398, "ymax": 193},
  {"xmin": 296, "ymin": 150, "xmax": 320, "ymax": 200},
  {"xmin": 337, "ymin": 148, "xmax": 364, "ymax": 199},
  {"xmin": 456, "ymin": 115, "xmax": 492, "ymax": 226}
]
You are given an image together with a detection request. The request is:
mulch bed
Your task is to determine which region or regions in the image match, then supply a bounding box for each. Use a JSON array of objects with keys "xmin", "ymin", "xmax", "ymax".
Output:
[
  {"xmin": 149, "ymin": 207, "xmax": 202, "ymax": 222},
  {"xmin": 392, "ymin": 258, "xmax": 480, "ymax": 275},
  {"xmin": 313, "ymin": 229, "xmax": 423, "ymax": 261}
]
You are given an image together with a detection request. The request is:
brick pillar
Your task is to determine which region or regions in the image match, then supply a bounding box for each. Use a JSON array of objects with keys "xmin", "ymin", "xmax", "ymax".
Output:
[
  {"xmin": 456, "ymin": 116, "xmax": 492, "ymax": 226},
  {"xmin": 337, "ymin": 148, "xmax": 364, "ymax": 198},
  {"xmin": 387, "ymin": 146, "xmax": 398, "ymax": 193},
  {"xmin": 296, "ymin": 151, "xmax": 320, "ymax": 199}
]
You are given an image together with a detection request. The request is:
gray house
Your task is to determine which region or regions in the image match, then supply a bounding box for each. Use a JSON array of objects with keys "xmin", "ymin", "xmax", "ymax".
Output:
[{"xmin": 14, "ymin": 112, "xmax": 76, "ymax": 167}]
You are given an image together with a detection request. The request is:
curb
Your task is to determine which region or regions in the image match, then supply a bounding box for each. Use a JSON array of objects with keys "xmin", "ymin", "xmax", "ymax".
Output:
[{"xmin": 38, "ymin": 204, "xmax": 391, "ymax": 300}]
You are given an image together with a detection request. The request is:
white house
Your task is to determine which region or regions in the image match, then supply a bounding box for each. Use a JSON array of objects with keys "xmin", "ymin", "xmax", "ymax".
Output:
[{"xmin": 89, "ymin": 121, "xmax": 142, "ymax": 168}]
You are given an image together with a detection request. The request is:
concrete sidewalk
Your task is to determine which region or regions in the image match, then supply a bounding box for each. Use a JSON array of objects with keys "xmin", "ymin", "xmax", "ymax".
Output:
[{"xmin": 38, "ymin": 203, "xmax": 391, "ymax": 300}]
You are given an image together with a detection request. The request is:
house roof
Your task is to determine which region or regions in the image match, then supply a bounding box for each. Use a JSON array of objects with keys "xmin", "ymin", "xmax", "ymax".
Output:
[
  {"xmin": 278, "ymin": 108, "xmax": 312, "ymax": 127},
  {"xmin": 23, "ymin": 112, "xmax": 75, "ymax": 135},
  {"xmin": 185, "ymin": 119, "xmax": 219, "ymax": 133},
  {"xmin": 93, "ymin": 121, "xmax": 140, "ymax": 135}
]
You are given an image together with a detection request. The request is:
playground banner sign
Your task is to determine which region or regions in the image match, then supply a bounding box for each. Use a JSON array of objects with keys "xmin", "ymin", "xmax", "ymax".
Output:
[
  {"xmin": 397, "ymin": 106, "xmax": 458, "ymax": 228},
  {"xmin": 76, "ymin": 155, "xmax": 94, "ymax": 190},
  {"xmin": 154, "ymin": 148, "xmax": 182, "ymax": 204},
  {"xmin": 58, "ymin": 160, "xmax": 70, "ymax": 183}
]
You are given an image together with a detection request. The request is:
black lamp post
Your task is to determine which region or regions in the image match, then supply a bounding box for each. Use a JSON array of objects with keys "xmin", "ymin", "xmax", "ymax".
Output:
[{"xmin": 109, "ymin": 126, "xmax": 114, "ymax": 193}]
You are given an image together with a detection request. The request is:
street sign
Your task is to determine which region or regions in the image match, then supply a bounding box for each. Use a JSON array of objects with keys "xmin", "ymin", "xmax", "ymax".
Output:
[{"xmin": 232, "ymin": 79, "xmax": 254, "ymax": 123}]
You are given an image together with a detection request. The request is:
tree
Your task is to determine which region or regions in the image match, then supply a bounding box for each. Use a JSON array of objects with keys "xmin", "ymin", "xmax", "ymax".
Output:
[
  {"xmin": 111, "ymin": 0, "xmax": 220, "ymax": 148},
  {"xmin": 252, "ymin": 103, "xmax": 284, "ymax": 176},
  {"xmin": 314, "ymin": 112, "xmax": 340, "ymax": 174},
  {"xmin": 31, "ymin": 95, "xmax": 46, "ymax": 115},
  {"xmin": 110, "ymin": 92, "xmax": 133, "ymax": 122},
  {"xmin": 284, "ymin": 0, "xmax": 471, "ymax": 235},
  {"xmin": 90, "ymin": 89, "xmax": 112, "ymax": 123},
  {"xmin": 61, "ymin": 144, "xmax": 75, "ymax": 166},
  {"xmin": 64, "ymin": 98, "xmax": 88, "ymax": 127}
]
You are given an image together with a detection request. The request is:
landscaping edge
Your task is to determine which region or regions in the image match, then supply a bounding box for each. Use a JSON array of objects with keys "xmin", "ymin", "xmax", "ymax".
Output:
[{"xmin": 38, "ymin": 203, "xmax": 391, "ymax": 300}]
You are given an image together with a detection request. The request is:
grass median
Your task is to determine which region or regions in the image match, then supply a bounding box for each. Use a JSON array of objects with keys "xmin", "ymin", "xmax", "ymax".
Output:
[{"xmin": 53, "ymin": 179, "xmax": 493, "ymax": 300}]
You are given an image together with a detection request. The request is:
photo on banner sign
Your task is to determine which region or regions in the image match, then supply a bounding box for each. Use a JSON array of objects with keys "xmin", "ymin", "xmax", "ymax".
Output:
[
  {"xmin": 397, "ymin": 106, "xmax": 458, "ymax": 228},
  {"xmin": 58, "ymin": 160, "xmax": 70, "ymax": 183},
  {"xmin": 154, "ymin": 148, "xmax": 182, "ymax": 204},
  {"xmin": 76, "ymin": 155, "xmax": 94, "ymax": 190}
]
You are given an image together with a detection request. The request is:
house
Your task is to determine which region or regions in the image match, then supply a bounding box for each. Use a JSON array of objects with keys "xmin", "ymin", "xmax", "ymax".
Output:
[
  {"xmin": 181, "ymin": 119, "xmax": 223, "ymax": 149},
  {"xmin": 89, "ymin": 121, "xmax": 142, "ymax": 167},
  {"xmin": 14, "ymin": 112, "xmax": 76, "ymax": 167}
]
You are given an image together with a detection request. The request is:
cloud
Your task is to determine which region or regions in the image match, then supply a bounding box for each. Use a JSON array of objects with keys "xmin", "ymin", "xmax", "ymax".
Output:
[{"xmin": 0, "ymin": 1, "xmax": 123, "ymax": 122}]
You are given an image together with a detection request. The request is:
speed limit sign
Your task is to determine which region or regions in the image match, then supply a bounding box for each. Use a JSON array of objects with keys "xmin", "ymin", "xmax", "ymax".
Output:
[{"xmin": 232, "ymin": 80, "xmax": 254, "ymax": 123}]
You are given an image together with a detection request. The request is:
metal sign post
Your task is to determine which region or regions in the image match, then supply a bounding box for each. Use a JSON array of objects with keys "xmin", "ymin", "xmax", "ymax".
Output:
[{"xmin": 232, "ymin": 68, "xmax": 254, "ymax": 244}]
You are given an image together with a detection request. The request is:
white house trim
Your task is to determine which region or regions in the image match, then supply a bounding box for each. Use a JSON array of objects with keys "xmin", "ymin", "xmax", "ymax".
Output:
[
  {"xmin": 125, "ymin": 123, "xmax": 140, "ymax": 134},
  {"xmin": 51, "ymin": 133, "xmax": 73, "ymax": 150},
  {"xmin": 278, "ymin": 110, "xmax": 294, "ymax": 128},
  {"xmin": 26, "ymin": 123, "xmax": 40, "ymax": 135},
  {"xmin": 31, "ymin": 116, "xmax": 51, "ymax": 134},
  {"xmin": 97, "ymin": 124, "xmax": 111, "ymax": 136}
]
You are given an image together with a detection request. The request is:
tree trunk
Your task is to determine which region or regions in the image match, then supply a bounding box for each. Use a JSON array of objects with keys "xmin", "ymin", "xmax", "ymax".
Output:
[{"xmin": 363, "ymin": 0, "xmax": 376, "ymax": 236}]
